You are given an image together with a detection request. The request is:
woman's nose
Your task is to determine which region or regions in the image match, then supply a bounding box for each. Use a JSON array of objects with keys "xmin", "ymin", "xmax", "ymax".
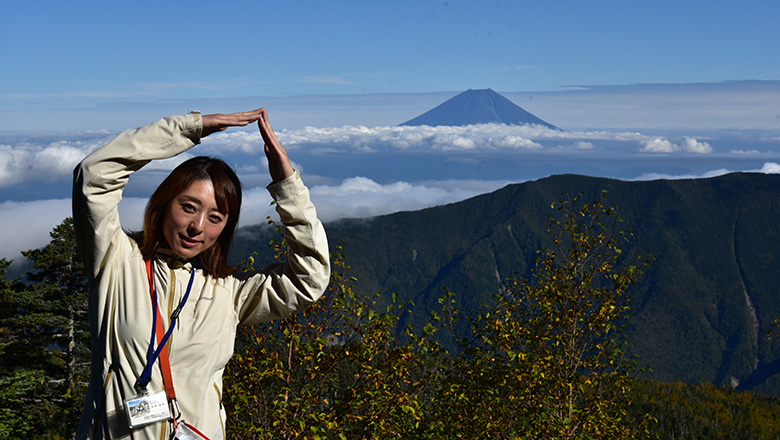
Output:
[{"xmin": 188, "ymin": 215, "xmax": 204, "ymax": 234}]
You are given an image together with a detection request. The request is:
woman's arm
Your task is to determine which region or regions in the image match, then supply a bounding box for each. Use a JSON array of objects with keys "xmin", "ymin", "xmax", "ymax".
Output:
[
  {"xmin": 257, "ymin": 108, "xmax": 295, "ymax": 183},
  {"xmin": 235, "ymin": 174, "xmax": 330, "ymax": 323},
  {"xmin": 235, "ymin": 110, "xmax": 330, "ymax": 323},
  {"xmin": 202, "ymin": 109, "xmax": 265, "ymax": 137}
]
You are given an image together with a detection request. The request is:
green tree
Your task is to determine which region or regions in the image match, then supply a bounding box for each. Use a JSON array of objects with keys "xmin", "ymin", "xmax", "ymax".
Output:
[
  {"xmin": 22, "ymin": 217, "xmax": 90, "ymax": 410},
  {"xmin": 0, "ymin": 218, "xmax": 89, "ymax": 438},
  {"xmin": 428, "ymin": 192, "xmax": 654, "ymax": 439},
  {"xmin": 0, "ymin": 259, "xmax": 52, "ymax": 439}
]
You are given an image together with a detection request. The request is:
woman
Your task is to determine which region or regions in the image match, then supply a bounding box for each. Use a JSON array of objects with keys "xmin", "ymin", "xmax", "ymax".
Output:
[{"xmin": 72, "ymin": 109, "xmax": 330, "ymax": 439}]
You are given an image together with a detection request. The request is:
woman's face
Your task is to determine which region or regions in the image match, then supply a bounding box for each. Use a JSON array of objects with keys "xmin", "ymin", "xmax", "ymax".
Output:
[{"xmin": 162, "ymin": 179, "xmax": 228, "ymax": 259}]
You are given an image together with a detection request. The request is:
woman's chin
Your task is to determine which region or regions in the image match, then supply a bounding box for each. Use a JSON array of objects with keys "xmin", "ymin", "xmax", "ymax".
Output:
[
  {"xmin": 177, "ymin": 248, "xmax": 201, "ymax": 260},
  {"xmin": 168, "ymin": 242, "xmax": 202, "ymax": 260}
]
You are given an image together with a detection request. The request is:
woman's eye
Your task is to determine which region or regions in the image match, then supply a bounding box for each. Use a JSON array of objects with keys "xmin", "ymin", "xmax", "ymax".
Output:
[
  {"xmin": 209, "ymin": 214, "xmax": 224, "ymax": 224},
  {"xmin": 182, "ymin": 204, "xmax": 196, "ymax": 213}
]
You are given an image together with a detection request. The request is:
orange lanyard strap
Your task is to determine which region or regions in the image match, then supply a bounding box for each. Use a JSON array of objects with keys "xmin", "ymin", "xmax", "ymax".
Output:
[{"xmin": 138, "ymin": 258, "xmax": 194, "ymax": 400}]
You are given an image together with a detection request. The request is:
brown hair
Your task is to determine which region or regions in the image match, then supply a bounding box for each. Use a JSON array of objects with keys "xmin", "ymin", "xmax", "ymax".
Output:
[{"xmin": 137, "ymin": 156, "xmax": 242, "ymax": 278}]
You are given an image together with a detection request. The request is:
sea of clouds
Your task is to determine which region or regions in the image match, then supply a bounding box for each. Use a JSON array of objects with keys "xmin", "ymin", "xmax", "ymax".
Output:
[{"xmin": 1, "ymin": 122, "xmax": 779, "ymax": 262}]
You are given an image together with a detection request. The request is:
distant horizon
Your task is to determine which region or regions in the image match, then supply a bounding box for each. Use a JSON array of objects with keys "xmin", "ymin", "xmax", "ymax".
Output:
[
  {"xmin": 3, "ymin": 80, "xmax": 780, "ymax": 133},
  {"xmin": 3, "ymin": 79, "xmax": 780, "ymax": 263}
]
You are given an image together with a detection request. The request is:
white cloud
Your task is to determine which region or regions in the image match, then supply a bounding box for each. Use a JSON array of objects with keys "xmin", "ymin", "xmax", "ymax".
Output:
[
  {"xmin": 0, "ymin": 123, "xmax": 725, "ymax": 190},
  {"xmin": 634, "ymin": 162, "xmax": 780, "ymax": 181},
  {"xmin": 433, "ymin": 133, "xmax": 477, "ymax": 151},
  {"xmin": 640, "ymin": 137, "xmax": 677, "ymax": 153},
  {"xmin": 681, "ymin": 137, "xmax": 713, "ymax": 153},
  {"xmin": 573, "ymin": 141, "xmax": 595, "ymax": 150},
  {"xmin": 307, "ymin": 177, "xmax": 512, "ymax": 221},
  {"xmin": 34, "ymin": 143, "xmax": 94, "ymax": 174},
  {"xmin": 6, "ymin": 160, "xmax": 780, "ymax": 264},
  {"xmin": 315, "ymin": 177, "xmax": 413, "ymax": 195},
  {"xmin": 204, "ymin": 123, "xmax": 644, "ymax": 155},
  {"xmin": 0, "ymin": 138, "xmax": 103, "ymax": 187},
  {"xmin": 0, "ymin": 175, "xmax": 513, "ymax": 262},
  {"xmin": 0, "ymin": 133, "xmax": 191, "ymax": 189},
  {"xmin": 202, "ymin": 131, "xmax": 263, "ymax": 154},
  {"xmin": 239, "ymin": 177, "xmax": 513, "ymax": 226},
  {"xmin": 493, "ymin": 135, "xmax": 544, "ymax": 150},
  {"xmin": 640, "ymin": 136, "xmax": 712, "ymax": 154},
  {"xmin": 206, "ymin": 124, "xmax": 548, "ymax": 155},
  {"xmin": 756, "ymin": 162, "xmax": 780, "ymax": 174},
  {"xmin": 0, "ymin": 199, "xmax": 73, "ymax": 260},
  {"xmin": 635, "ymin": 168, "xmax": 730, "ymax": 181},
  {"xmin": 0, "ymin": 197, "xmax": 150, "ymax": 261}
]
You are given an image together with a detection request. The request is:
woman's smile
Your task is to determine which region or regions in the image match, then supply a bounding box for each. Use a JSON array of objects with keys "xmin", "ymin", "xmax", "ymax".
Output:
[{"xmin": 162, "ymin": 179, "xmax": 227, "ymax": 259}]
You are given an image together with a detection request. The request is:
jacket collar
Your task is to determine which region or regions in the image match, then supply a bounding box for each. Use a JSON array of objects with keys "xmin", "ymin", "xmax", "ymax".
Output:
[{"xmin": 154, "ymin": 248, "xmax": 195, "ymax": 271}]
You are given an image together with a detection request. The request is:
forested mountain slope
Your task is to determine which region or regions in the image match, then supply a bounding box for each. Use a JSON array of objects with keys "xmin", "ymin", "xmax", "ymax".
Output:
[{"xmin": 232, "ymin": 173, "xmax": 780, "ymax": 395}]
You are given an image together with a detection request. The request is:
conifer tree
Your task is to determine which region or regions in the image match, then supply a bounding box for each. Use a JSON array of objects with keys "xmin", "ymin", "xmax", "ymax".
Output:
[{"xmin": 0, "ymin": 218, "xmax": 89, "ymax": 438}]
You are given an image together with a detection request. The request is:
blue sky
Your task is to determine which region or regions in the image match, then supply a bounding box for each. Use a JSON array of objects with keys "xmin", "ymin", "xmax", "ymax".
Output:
[
  {"xmin": 2, "ymin": 0, "xmax": 780, "ymax": 261},
  {"xmin": 3, "ymin": 0, "xmax": 779, "ymax": 127}
]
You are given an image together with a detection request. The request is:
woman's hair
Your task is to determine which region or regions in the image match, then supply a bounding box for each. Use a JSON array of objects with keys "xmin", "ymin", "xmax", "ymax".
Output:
[{"xmin": 137, "ymin": 156, "xmax": 242, "ymax": 278}]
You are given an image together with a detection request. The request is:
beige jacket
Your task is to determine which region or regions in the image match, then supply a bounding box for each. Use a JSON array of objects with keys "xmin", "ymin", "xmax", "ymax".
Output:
[{"xmin": 73, "ymin": 113, "xmax": 330, "ymax": 439}]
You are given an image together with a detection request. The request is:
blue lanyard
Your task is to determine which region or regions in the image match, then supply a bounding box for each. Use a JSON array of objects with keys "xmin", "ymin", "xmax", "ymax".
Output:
[{"xmin": 137, "ymin": 257, "xmax": 196, "ymax": 391}]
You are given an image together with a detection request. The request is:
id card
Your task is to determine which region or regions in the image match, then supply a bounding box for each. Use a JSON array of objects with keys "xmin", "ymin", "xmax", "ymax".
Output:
[{"xmin": 125, "ymin": 390, "xmax": 171, "ymax": 428}]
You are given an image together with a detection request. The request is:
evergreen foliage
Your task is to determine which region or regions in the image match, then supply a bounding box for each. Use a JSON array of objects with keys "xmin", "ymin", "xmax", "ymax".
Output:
[{"xmin": 0, "ymin": 218, "xmax": 89, "ymax": 438}]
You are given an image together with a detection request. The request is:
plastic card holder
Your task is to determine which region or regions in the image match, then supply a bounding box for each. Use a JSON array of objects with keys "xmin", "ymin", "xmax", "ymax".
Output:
[{"xmin": 125, "ymin": 390, "xmax": 171, "ymax": 429}]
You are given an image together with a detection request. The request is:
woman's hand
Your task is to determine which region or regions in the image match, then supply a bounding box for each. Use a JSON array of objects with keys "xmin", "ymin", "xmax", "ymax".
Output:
[
  {"xmin": 201, "ymin": 109, "xmax": 265, "ymax": 138},
  {"xmin": 258, "ymin": 108, "xmax": 295, "ymax": 183}
]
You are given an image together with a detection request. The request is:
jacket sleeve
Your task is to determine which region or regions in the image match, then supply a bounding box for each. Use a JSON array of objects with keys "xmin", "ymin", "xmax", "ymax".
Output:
[
  {"xmin": 235, "ymin": 172, "xmax": 330, "ymax": 324},
  {"xmin": 72, "ymin": 112, "xmax": 203, "ymax": 279}
]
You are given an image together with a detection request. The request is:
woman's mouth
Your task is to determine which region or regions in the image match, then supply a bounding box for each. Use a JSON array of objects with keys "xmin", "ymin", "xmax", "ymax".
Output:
[{"xmin": 180, "ymin": 235, "xmax": 201, "ymax": 248}]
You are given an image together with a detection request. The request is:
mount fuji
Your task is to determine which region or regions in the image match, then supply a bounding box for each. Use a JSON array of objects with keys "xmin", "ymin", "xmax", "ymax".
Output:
[{"xmin": 399, "ymin": 88, "xmax": 560, "ymax": 130}]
